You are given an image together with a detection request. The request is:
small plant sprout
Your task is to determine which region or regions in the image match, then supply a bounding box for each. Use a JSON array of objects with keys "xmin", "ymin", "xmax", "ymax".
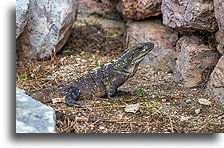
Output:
[
  {"xmin": 63, "ymin": 49, "xmax": 81, "ymax": 56},
  {"xmin": 72, "ymin": 53, "xmax": 79, "ymax": 56},
  {"xmin": 156, "ymin": 90, "xmax": 161, "ymax": 95},
  {"xmin": 18, "ymin": 74, "xmax": 27, "ymax": 81},
  {"xmin": 165, "ymin": 85, "xmax": 169, "ymax": 89},
  {"xmin": 83, "ymin": 19, "xmax": 89, "ymax": 26},
  {"xmin": 93, "ymin": 59, "xmax": 104, "ymax": 67},
  {"xmin": 134, "ymin": 89, "xmax": 144, "ymax": 96},
  {"xmin": 107, "ymin": 29, "xmax": 117, "ymax": 36},
  {"xmin": 63, "ymin": 50, "xmax": 73, "ymax": 53},
  {"xmin": 93, "ymin": 59, "xmax": 99, "ymax": 66},
  {"xmin": 148, "ymin": 105, "xmax": 158, "ymax": 110}
]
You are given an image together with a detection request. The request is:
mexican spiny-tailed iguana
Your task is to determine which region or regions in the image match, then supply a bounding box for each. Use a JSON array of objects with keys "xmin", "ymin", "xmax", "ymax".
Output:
[{"xmin": 28, "ymin": 42, "xmax": 154, "ymax": 106}]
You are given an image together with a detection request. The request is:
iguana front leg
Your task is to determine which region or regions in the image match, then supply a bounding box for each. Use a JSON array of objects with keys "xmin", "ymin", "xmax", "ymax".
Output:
[{"xmin": 107, "ymin": 77, "xmax": 128, "ymax": 98}]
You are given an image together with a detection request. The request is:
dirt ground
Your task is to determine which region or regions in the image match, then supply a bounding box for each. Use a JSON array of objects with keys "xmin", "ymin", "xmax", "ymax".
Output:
[{"xmin": 16, "ymin": 24, "xmax": 224, "ymax": 133}]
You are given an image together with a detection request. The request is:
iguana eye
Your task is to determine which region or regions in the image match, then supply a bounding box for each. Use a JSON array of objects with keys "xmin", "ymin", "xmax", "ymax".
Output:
[{"xmin": 135, "ymin": 46, "xmax": 142, "ymax": 50}]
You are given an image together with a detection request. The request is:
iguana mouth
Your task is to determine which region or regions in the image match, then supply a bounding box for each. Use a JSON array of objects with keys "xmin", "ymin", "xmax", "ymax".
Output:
[{"xmin": 132, "ymin": 53, "xmax": 147, "ymax": 62}]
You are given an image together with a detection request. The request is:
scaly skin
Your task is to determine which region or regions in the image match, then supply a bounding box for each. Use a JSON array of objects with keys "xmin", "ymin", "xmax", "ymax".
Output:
[{"xmin": 28, "ymin": 42, "xmax": 154, "ymax": 106}]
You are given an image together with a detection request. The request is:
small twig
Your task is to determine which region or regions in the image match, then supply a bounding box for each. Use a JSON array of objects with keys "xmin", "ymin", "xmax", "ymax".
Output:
[
  {"xmin": 196, "ymin": 118, "xmax": 210, "ymax": 133},
  {"xmin": 152, "ymin": 107, "xmax": 175, "ymax": 133},
  {"xmin": 168, "ymin": 115, "xmax": 174, "ymax": 133},
  {"xmin": 196, "ymin": 113, "xmax": 224, "ymax": 133},
  {"xmin": 55, "ymin": 111, "xmax": 123, "ymax": 123},
  {"xmin": 58, "ymin": 105, "xmax": 150, "ymax": 111}
]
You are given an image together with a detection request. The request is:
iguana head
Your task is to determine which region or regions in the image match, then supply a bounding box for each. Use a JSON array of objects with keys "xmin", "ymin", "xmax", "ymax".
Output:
[{"xmin": 115, "ymin": 42, "xmax": 154, "ymax": 76}]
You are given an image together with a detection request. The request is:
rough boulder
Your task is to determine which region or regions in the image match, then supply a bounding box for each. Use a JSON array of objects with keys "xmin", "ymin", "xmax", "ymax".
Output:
[{"xmin": 16, "ymin": 88, "xmax": 56, "ymax": 133}]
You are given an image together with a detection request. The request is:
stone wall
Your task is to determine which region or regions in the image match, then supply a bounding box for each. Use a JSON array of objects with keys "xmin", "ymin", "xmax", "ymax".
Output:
[{"xmin": 113, "ymin": 0, "xmax": 223, "ymax": 102}]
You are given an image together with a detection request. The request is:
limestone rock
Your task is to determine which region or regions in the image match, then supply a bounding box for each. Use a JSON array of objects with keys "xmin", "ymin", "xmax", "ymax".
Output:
[
  {"xmin": 198, "ymin": 98, "xmax": 212, "ymax": 106},
  {"xmin": 207, "ymin": 56, "xmax": 224, "ymax": 103},
  {"xmin": 195, "ymin": 109, "xmax": 201, "ymax": 114},
  {"xmin": 118, "ymin": 0, "xmax": 162, "ymax": 20},
  {"xmin": 214, "ymin": 0, "xmax": 224, "ymax": 32},
  {"xmin": 125, "ymin": 103, "xmax": 140, "ymax": 113},
  {"xmin": 180, "ymin": 116, "xmax": 189, "ymax": 122},
  {"xmin": 216, "ymin": 31, "xmax": 224, "ymax": 55},
  {"xmin": 18, "ymin": 0, "xmax": 77, "ymax": 59},
  {"xmin": 126, "ymin": 19, "xmax": 179, "ymax": 71},
  {"xmin": 16, "ymin": 0, "xmax": 29, "ymax": 38},
  {"xmin": 174, "ymin": 35, "xmax": 220, "ymax": 87},
  {"xmin": 101, "ymin": 0, "xmax": 119, "ymax": 8},
  {"xmin": 78, "ymin": 0, "xmax": 105, "ymax": 15},
  {"xmin": 214, "ymin": 0, "xmax": 224, "ymax": 54},
  {"xmin": 77, "ymin": 0, "xmax": 121, "ymax": 20},
  {"xmin": 76, "ymin": 0, "xmax": 124, "ymax": 29},
  {"xmin": 16, "ymin": 88, "xmax": 56, "ymax": 133},
  {"xmin": 161, "ymin": 0, "xmax": 218, "ymax": 32}
]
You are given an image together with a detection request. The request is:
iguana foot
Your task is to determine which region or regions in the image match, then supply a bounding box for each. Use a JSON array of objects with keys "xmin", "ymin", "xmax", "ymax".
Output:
[
  {"xmin": 65, "ymin": 87, "xmax": 83, "ymax": 106},
  {"xmin": 107, "ymin": 88, "xmax": 116, "ymax": 98},
  {"xmin": 65, "ymin": 97, "xmax": 84, "ymax": 107},
  {"xmin": 108, "ymin": 89, "xmax": 123, "ymax": 101}
]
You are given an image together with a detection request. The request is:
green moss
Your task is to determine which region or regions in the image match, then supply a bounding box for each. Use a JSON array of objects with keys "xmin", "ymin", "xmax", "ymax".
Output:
[{"xmin": 194, "ymin": 31, "xmax": 218, "ymax": 50}]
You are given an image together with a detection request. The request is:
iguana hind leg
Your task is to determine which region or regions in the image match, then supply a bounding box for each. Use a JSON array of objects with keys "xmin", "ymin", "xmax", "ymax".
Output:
[{"xmin": 65, "ymin": 87, "xmax": 83, "ymax": 106}]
